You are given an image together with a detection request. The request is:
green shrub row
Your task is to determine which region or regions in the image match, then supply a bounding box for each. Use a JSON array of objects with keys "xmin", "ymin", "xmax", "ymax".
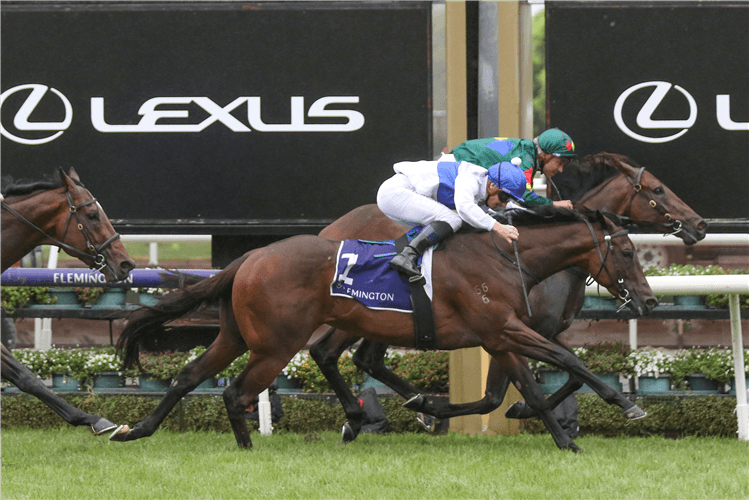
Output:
[
  {"xmin": 521, "ymin": 394, "xmax": 739, "ymax": 437},
  {"xmin": 1, "ymin": 393, "xmax": 738, "ymax": 438}
]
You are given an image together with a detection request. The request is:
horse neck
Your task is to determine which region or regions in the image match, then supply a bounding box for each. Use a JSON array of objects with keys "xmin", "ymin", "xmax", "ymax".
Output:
[
  {"xmin": 1, "ymin": 189, "xmax": 68, "ymax": 271},
  {"xmin": 574, "ymin": 173, "xmax": 632, "ymax": 216},
  {"xmin": 515, "ymin": 222, "xmax": 599, "ymax": 282}
]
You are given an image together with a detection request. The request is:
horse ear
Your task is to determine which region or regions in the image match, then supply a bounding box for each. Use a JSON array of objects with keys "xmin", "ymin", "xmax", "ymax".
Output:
[
  {"xmin": 67, "ymin": 167, "xmax": 80, "ymax": 181},
  {"xmin": 58, "ymin": 166, "xmax": 76, "ymax": 190}
]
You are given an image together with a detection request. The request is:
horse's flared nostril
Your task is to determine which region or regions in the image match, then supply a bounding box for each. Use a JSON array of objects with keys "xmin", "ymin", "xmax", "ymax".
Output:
[
  {"xmin": 120, "ymin": 260, "xmax": 136, "ymax": 276},
  {"xmin": 645, "ymin": 297, "xmax": 659, "ymax": 312}
]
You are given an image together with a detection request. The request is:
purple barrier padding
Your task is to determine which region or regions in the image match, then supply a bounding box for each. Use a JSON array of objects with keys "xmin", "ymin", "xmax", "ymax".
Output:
[{"xmin": 0, "ymin": 268, "xmax": 219, "ymax": 288}]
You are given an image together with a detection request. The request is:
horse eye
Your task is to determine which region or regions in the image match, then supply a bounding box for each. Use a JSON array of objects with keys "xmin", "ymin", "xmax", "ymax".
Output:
[
  {"xmin": 653, "ymin": 187, "xmax": 664, "ymax": 195},
  {"xmin": 87, "ymin": 212, "xmax": 100, "ymax": 221},
  {"xmin": 622, "ymin": 249, "xmax": 633, "ymax": 258}
]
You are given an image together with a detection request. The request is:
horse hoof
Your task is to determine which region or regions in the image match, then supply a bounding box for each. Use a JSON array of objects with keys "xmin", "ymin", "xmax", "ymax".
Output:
[
  {"xmin": 504, "ymin": 401, "xmax": 531, "ymax": 419},
  {"xmin": 623, "ymin": 405, "xmax": 647, "ymax": 420},
  {"xmin": 91, "ymin": 418, "xmax": 118, "ymax": 436},
  {"xmin": 416, "ymin": 413, "xmax": 436, "ymax": 432},
  {"xmin": 108, "ymin": 424, "xmax": 130, "ymax": 441},
  {"xmin": 341, "ymin": 422, "xmax": 358, "ymax": 443},
  {"xmin": 403, "ymin": 394, "xmax": 426, "ymax": 411}
]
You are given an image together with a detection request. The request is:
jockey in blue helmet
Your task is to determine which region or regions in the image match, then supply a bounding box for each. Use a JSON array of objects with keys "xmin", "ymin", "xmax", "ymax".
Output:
[{"xmin": 377, "ymin": 153, "xmax": 527, "ymax": 278}]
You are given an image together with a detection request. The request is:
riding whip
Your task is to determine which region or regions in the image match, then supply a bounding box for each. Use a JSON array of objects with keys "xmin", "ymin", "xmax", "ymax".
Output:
[{"xmin": 507, "ymin": 214, "xmax": 532, "ymax": 318}]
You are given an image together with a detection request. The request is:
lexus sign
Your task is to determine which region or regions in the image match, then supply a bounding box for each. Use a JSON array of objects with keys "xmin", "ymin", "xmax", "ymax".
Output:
[
  {"xmin": 1, "ymin": 2, "xmax": 431, "ymax": 230},
  {"xmin": 547, "ymin": 2, "xmax": 748, "ymax": 221}
]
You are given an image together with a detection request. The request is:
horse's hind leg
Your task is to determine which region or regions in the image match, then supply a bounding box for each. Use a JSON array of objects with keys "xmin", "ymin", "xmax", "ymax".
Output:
[
  {"xmin": 1, "ymin": 345, "xmax": 115, "ymax": 434},
  {"xmin": 111, "ymin": 309, "xmax": 247, "ymax": 442},
  {"xmin": 309, "ymin": 327, "xmax": 366, "ymax": 443},
  {"xmin": 223, "ymin": 351, "xmax": 295, "ymax": 449}
]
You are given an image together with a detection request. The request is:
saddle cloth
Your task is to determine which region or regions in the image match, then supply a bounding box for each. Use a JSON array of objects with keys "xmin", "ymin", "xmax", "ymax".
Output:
[{"xmin": 330, "ymin": 238, "xmax": 433, "ymax": 313}]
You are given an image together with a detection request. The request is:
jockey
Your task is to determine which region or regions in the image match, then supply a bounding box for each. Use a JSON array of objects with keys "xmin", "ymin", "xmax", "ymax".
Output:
[
  {"xmin": 378, "ymin": 154, "xmax": 527, "ymax": 278},
  {"xmin": 451, "ymin": 128, "xmax": 577, "ymax": 209}
]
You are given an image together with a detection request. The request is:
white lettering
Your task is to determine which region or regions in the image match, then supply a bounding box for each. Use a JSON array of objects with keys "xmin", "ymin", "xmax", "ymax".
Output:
[
  {"xmin": 716, "ymin": 95, "xmax": 749, "ymax": 131},
  {"xmin": 93, "ymin": 95, "xmax": 363, "ymax": 133}
]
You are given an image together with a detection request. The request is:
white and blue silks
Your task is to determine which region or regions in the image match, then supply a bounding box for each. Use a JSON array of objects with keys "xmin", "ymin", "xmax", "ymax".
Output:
[{"xmin": 376, "ymin": 153, "xmax": 498, "ymax": 233}]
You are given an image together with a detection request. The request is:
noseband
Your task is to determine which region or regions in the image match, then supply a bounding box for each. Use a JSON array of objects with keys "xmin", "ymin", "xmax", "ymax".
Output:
[
  {"xmin": 1, "ymin": 188, "xmax": 121, "ymax": 273},
  {"xmin": 584, "ymin": 219, "xmax": 632, "ymax": 312}
]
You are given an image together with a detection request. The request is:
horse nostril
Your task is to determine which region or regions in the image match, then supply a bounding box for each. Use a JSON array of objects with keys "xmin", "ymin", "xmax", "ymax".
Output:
[
  {"xmin": 121, "ymin": 260, "xmax": 136, "ymax": 275},
  {"xmin": 696, "ymin": 219, "xmax": 709, "ymax": 232},
  {"xmin": 645, "ymin": 297, "xmax": 659, "ymax": 311}
]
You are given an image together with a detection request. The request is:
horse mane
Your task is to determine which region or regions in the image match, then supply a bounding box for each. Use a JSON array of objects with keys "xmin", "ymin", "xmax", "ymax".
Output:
[
  {"xmin": 550, "ymin": 152, "xmax": 641, "ymax": 203},
  {"xmin": 1, "ymin": 172, "xmax": 84, "ymax": 198}
]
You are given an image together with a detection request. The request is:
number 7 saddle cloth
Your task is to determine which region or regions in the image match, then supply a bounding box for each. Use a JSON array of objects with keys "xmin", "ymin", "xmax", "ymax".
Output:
[{"xmin": 330, "ymin": 235, "xmax": 434, "ymax": 313}]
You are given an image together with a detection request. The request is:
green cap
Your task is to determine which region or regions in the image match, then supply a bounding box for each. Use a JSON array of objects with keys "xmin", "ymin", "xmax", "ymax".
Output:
[{"xmin": 538, "ymin": 128, "xmax": 576, "ymax": 157}]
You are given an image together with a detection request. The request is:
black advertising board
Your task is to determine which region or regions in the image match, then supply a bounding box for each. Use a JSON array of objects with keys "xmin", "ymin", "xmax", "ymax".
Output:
[
  {"xmin": 546, "ymin": 2, "xmax": 748, "ymax": 223},
  {"xmin": 1, "ymin": 2, "xmax": 431, "ymax": 233}
]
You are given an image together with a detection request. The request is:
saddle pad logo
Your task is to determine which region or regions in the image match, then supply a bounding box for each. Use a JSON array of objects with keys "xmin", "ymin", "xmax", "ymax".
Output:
[{"xmin": 330, "ymin": 239, "xmax": 414, "ymax": 312}]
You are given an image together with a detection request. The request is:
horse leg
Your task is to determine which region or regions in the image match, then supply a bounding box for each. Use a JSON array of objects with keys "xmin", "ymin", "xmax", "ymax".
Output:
[
  {"xmin": 309, "ymin": 327, "xmax": 367, "ymax": 443},
  {"xmin": 111, "ymin": 307, "xmax": 247, "ymax": 442},
  {"xmin": 493, "ymin": 320, "xmax": 645, "ymax": 420},
  {"xmin": 491, "ymin": 352, "xmax": 581, "ymax": 452},
  {"xmin": 1, "ymin": 345, "xmax": 116, "ymax": 434},
  {"xmin": 223, "ymin": 351, "xmax": 295, "ymax": 449}
]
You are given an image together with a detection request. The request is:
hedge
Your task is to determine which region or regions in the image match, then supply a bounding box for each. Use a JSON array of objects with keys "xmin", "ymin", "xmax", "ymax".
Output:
[{"xmin": 1, "ymin": 393, "xmax": 739, "ymax": 438}]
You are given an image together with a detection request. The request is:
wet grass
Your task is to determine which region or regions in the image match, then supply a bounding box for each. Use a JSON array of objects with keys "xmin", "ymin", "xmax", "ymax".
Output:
[{"xmin": 2, "ymin": 429, "xmax": 747, "ymax": 499}]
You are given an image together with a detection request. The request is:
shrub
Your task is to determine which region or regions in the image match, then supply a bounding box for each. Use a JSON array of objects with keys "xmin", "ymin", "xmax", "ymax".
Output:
[
  {"xmin": 574, "ymin": 342, "xmax": 634, "ymax": 376},
  {"xmin": 135, "ymin": 350, "xmax": 190, "ymax": 380},
  {"xmin": 391, "ymin": 351, "xmax": 449, "ymax": 393},
  {"xmin": 1, "ymin": 287, "xmax": 57, "ymax": 314},
  {"xmin": 74, "ymin": 287, "xmax": 105, "ymax": 306},
  {"xmin": 282, "ymin": 351, "xmax": 363, "ymax": 393}
]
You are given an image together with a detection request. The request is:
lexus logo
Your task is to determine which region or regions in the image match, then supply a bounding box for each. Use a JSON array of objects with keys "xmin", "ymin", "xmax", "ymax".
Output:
[
  {"xmin": 614, "ymin": 81, "xmax": 697, "ymax": 144},
  {"xmin": 614, "ymin": 81, "xmax": 748, "ymax": 144},
  {"xmin": 1, "ymin": 83, "xmax": 365, "ymax": 145},
  {"xmin": 1, "ymin": 84, "xmax": 73, "ymax": 145}
]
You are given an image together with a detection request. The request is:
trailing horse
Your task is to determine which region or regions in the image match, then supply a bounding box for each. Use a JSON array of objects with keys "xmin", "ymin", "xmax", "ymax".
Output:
[
  {"xmin": 1, "ymin": 167, "xmax": 135, "ymax": 435},
  {"xmin": 113, "ymin": 208, "xmax": 657, "ymax": 450}
]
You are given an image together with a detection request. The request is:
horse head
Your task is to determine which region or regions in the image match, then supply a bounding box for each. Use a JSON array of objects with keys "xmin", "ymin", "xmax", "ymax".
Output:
[
  {"xmin": 56, "ymin": 167, "xmax": 135, "ymax": 281},
  {"xmin": 577, "ymin": 153, "xmax": 708, "ymax": 245},
  {"xmin": 583, "ymin": 210, "xmax": 659, "ymax": 316}
]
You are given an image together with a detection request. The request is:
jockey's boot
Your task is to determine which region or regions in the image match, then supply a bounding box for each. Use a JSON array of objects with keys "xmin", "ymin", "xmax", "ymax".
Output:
[{"xmin": 389, "ymin": 221, "xmax": 454, "ymax": 278}]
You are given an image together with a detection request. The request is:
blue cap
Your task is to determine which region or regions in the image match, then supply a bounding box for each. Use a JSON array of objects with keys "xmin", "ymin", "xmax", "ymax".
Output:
[{"xmin": 488, "ymin": 162, "xmax": 526, "ymax": 201}]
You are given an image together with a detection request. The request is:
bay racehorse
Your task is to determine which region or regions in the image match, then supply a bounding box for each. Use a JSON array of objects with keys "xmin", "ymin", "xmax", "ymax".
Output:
[
  {"xmin": 113, "ymin": 208, "xmax": 657, "ymax": 450},
  {"xmin": 310, "ymin": 153, "xmax": 707, "ymax": 443},
  {"xmin": 1, "ymin": 167, "xmax": 135, "ymax": 435}
]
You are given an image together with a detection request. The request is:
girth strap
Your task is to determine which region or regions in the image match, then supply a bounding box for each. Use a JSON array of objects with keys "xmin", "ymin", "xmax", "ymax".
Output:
[{"xmin": 395, "ymin": 235, "xmax": 437, "ymax": 351}]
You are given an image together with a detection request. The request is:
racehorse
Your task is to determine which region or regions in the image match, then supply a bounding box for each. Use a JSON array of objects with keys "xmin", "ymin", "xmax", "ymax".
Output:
[
  {"xmin": 310, "ymin": 153, "xmax": 707, "ymax": 442},
  {"xmin": 112, "ymin": 208, "xmax": 657, "ymax": 450},
  {"xmin": 1, "ymin": 167, "xmax": 135, "ymax": 435}
]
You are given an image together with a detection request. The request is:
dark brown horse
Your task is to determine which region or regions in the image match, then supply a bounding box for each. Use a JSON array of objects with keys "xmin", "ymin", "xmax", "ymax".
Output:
[
  {"xmin": 1, "ymin": 167, "xmax": 135, "ymax": 435},
  {"xmin": 311, "ymin": 153, "xmax": 707, "ymax": 441},
  {"xmin": 113, "ymin": 208, "xmax": 657, "ymax": 449}
]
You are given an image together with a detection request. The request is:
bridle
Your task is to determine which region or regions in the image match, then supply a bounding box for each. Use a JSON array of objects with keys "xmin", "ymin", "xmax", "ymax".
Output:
[
  {"xmin": 620, "ymin": 166, "xmax": 686, "ymax": 239},
  {"xmin": 1, "ymin": 187, "xmax": 121, "ymax": 273},
  {"xmin": 583, "ymin": 218, "xmax": 633, "ymax": 313}
]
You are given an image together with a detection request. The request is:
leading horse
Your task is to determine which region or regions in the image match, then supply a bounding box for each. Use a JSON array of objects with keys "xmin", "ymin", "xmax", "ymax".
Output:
[
  {"xmin": 309, "ymin": 152, "xmax": 707, "ymax": 441},
  {"xmin": 113, "ymin": 208, "xmax": 657, "ymax": 450},
  {"xmin": 1, "ymin": 167, "xmax": 135, "ymax": 435}
]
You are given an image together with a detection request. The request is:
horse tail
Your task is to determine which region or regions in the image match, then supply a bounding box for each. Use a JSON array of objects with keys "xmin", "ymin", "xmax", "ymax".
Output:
[{"xmin": 117, "ymin": 252, "xmax": 252, "ymax": 369}]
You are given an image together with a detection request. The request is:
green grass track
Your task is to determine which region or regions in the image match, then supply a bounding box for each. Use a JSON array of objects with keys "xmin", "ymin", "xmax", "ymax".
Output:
[{"xmin": 2, "ymin": 429, "xmax": 747, "ymax": 499}]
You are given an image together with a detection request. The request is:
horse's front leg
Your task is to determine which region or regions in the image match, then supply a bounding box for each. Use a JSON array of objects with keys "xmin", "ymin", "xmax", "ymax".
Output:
[
  {"xmin": 490, "ymin": 352, "xmax": 581, "ymax": 452},
  {"xmin": 309, "ymin": 327, "xmax": 366, "ymax": 443},
  {"xmin": 493, "ymin": 319, "xmax": 645, "ymax": 420},
  {"xmin": 1, "ymin": 345, "xmax": 116, "ymax": 434}
]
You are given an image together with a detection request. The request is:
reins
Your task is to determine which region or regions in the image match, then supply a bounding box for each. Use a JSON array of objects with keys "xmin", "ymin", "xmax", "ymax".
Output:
[{"xmin": 1, "ymin": 188, "xmax": 121, "ymax": 273}]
